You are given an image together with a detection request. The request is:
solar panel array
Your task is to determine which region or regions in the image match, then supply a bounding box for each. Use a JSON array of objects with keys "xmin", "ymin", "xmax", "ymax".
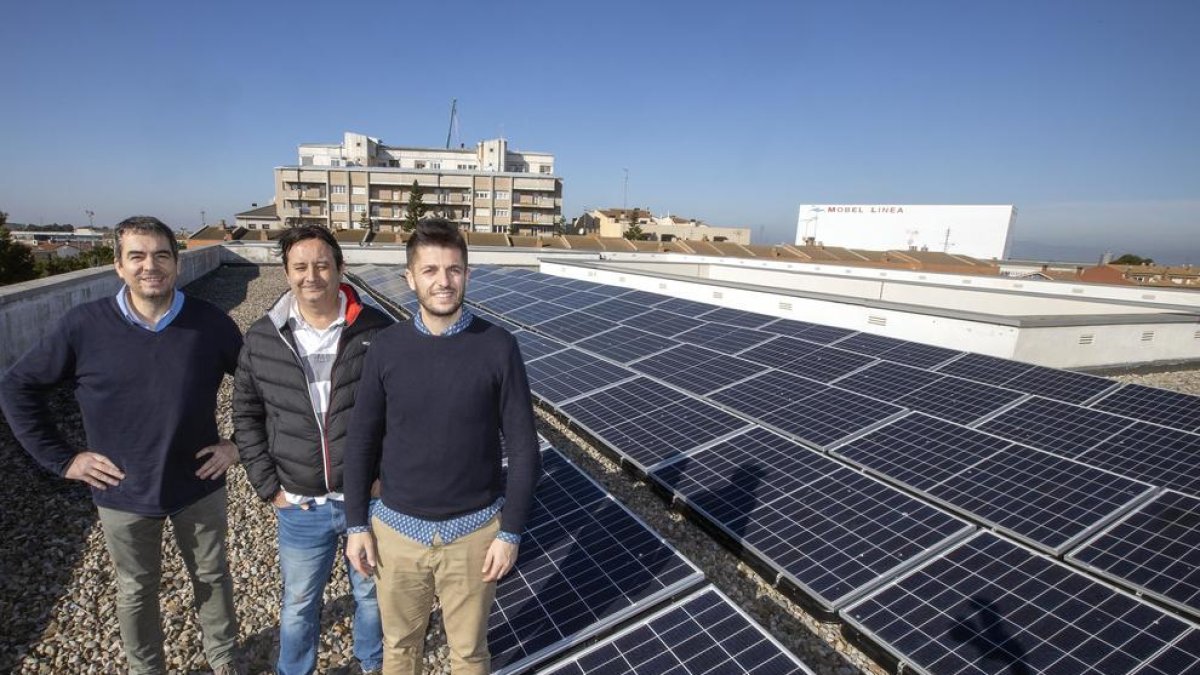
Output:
[{"xmin": 353, "ymin": 264, "xmax": 1200, "ymax": 673}]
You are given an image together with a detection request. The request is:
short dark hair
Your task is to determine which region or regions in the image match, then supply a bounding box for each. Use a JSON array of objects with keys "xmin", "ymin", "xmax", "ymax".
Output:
[
  {"xmin": 115, "ymin": 216, "xmax": 179, "ymax": 260},
  {"xmin": 406, "ymin": 218, "xmax": 468, "ymax": 268},
  {"xmin": 278, "ymin": 225, "xmax": 344, "ymax": 268}
]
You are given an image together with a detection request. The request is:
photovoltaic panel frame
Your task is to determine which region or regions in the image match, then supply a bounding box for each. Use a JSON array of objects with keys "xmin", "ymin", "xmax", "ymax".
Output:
[
  {"xmin": 925, "ymin": 444, "xmax": 1155, "ymax": 555},
  {"xmin": 534, "ymin": 311, "xmax": 618, "ymax": 344},
  {"xmin": 1078, "ymin": 422, "xmax": 1200, "ymax": 498},
  {"xmin": 1091, "ymin": 384, "xmax": 1200, "ymax": 433},
  {"xmin": 843, "ymin": 531, "xmax": 1197, "ymax": 675},
  {"xmin": 490, "ymin": 448, "xmax": 704, "ymax": 674},
  {"xmin": 539, "ymin": 585, "xmax": 816, "ymax": 675},
  {"xmin": 977, "ymin": 397, "xmax": 1135, "ymax": 458},
  {"xmin": 523, "ymin": 349, "xmax": 637, "ymax": 405},
  {"xmin": 1069, "ymin": 490, "xmax": 1200, "ymax": 619},
  {"xmin": 574, "ymin": 326, "xmax": 680, "ymax": 364},
  {"xmin": 650, "ymin": 427, "xmax": 973, "ymax": 614},
  {"xmin": 560, "ymin": 377, "xmax": 753, "ymax": 473},
  {"xmin": 894, "ymin": 375, "xmax": 1027, "ymax": 425}
]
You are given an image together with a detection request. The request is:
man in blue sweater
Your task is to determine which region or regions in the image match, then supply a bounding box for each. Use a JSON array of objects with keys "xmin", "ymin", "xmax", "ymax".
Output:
[
  {"xmin": 0, "ymin": 216, "xmax": 243, "ymax": 675},
  {"xmin": 343, "ymin": 219, "xmax": 541, "ymax": 675}
]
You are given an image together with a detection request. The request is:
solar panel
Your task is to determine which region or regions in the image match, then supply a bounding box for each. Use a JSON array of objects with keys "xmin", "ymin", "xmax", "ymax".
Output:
[
  {"xmin": 738, "ymin": 336, "xmax": 823, "ymax": 371},
  {"xmin": 1091, "ymin": 384, "xmax": 1200, "ymax": 433},
  {"xmin": 770, "ymin": 346, "xmax": 877, "ymax": 383},
  {"xmin": 552, "ymin": 290, "xmax": 612, "ymax": 310},
  {"xmin": 577, "ymin": 297, "xmax": 655, "ymax": 323},
  {"xmin": 1078, "ymin": 422, "xmax": 1200, "ymax": 498},
  {"xmin": 539, "ymin": 586, "xmax": 816, "ymax": 675},
  {"xmin": 521, "ymin": 446, "xmax": 609, "ymax": 526},
  {"xmin": 512, "ymin": 330, "xmax": 568, "ymax": 363},
  {"xmin": 1069, "ymin": 490, "xmax": 1200, "ymax": 618},
  {"xmin": 478, "ymin": 291, "xmax": 536, "ymax": 315},
  {"xmin": 758, "ymin": 319, "xmax": 855, "ymax": 344},
  {"xmin": 651, "ymin": 427, "xmax": 972, "ymax": 612},
  {"xmin": 1135, "ymin": 630, "xmax": 1200, "ymax": 674},
  {"xmin": 696, "ymin": 307, "xmax": 778, "ymax": 329},
  {"xmin": 895, "ymin": 375, "xmax": 1027, "ymax": 425},
  {"xmin": 490, "ymin": 467, "xmax": 704, "ymax": 674},
  {"xmin": 709, "ymin": 370, "xmax": 831, "ymax": 420},
  {"xmin": 535, "ymin": 311, "xmax": 618, "ymax": 344},
  {"xmin": 621, "ymin": 309, "xmax": 705, "ymax": 338},
  {"xmin": 574, "ymin": 326, "xmax": 680, "ymax": 364},
  {"xmin": 757, "ymin": 387, "xmax": 906, "ymax": 449},
  {"xmin": 614, "ymin": 289, "xmax": 671, "ymax": 305},
  {"xmin": 505, "ymin": 301, "xmax": 570, "ymax": 328},
  {"xmin": 834, "ymin": 332, "xmax": 908, "ymax": 356},
  {"xmin": 1002, "ymin": 364, "xmax": 1119, "ymax": 405},
  {"xmin": 935, "ymin": 352, "xmax": 1036, "ymax": 386},
  {"xmin": 673, "ymin": 323, "xmax": 775, "ymax": 354},
  {"xmin": 631, "ymin": 344, "xmax": 767, "ymax": 395},
  {"xmin": 524, "ymin": 283, "xmax": 579, "ymax": 302},
  {"xmin": 831, "ymin": 412, "xmax": 1017, "ymax": 492},
  {"xmin": 653, "ymin": 297, "xmax": 716, "ymax": 315},
  {"xmin": 832, "ymin": 361, "xmax": 943, "ymax": 402},
  {"xmin": 977, "ymin": 397, "xmax": 1135, "ymax": 458},
  {"xmin": 843, "ymin": 532, "xmax": 1195, "ymax": 675},
  {"xmin": 926, "ymin": 444, "xmax": 1154, "ymax": 554},
  {"xmin": 875, "ymin": 341, "xmax": 962, "ymax": 370},
  {"xmin": 467, "ymin": 284, "xmax": 516, "ymax": 303},
  {"xmin": 473, "ymin": 310, "xmax": 521, "ymax": 333},
  {"xmin": 559, "ymin": 377, "xmax": 752, "ymax": 472},
  {"xmin": 523, "ymin": 349, "xmax": 637, "ymax": 405}
]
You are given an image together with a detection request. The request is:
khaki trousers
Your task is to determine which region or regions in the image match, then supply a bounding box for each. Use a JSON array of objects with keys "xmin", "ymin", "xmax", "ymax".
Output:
[
  {"xmin": 97, "ymin": 487, "xmax": 238, "ymax": 675},
  {"xmin": 373, "ymin": 515, "xmax": 499, "ymax": 675}
]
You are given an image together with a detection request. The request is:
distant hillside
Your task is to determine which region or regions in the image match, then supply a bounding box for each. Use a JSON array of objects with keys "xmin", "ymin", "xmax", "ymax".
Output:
[{"xmin": 1009, "ymin": 239, "xmax": 1200, "ymax": 266}]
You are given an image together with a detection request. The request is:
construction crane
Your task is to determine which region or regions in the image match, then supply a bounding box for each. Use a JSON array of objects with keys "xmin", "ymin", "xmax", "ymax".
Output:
[{"xmin": 445, "ymin": 99, "xmax": 459, "ymax": 149}]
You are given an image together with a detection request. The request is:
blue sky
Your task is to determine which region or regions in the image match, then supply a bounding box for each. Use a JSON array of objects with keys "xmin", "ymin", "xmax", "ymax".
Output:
[{"xmin": 2, "ymin": 1, "xmax": 1197, "ymax": 261}]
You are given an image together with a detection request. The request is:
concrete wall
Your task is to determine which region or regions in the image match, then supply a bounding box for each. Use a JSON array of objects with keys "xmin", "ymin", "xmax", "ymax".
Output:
[
  {"xmin": 0, "ymin": 246, "xmax": 222, "ymax": 369},
  {"xmin": 539, "ymin": 258, "xmax": 1200, "ymax": 369}
]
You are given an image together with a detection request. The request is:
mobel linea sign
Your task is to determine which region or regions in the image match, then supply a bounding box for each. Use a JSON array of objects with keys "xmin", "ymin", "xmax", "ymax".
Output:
[{"xmin": 825, "ymin": 206, "xmax": 905, "ymax": 214}]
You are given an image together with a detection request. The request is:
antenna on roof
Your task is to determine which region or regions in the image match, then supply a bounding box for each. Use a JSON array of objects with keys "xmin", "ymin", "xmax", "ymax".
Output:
[{"xmin": 445, "ymin": 99, "xmax": 458, "ymax": 149}]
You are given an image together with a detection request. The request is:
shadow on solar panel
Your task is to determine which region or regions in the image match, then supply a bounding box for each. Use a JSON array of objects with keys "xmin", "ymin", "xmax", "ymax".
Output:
[
  {"xmin": 490, "ymin": 448, "xmax": 703, "ymax": 674},
  {"xmin": 843, "ymin": 531, "xmax": 1199, "ymax": 675}
]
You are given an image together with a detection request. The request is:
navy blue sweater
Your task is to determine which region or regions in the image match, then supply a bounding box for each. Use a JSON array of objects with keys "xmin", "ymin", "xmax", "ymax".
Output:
[
  {"xmin": 0, "ymin": 296, "xmax": 242, "ymax": 516},
  {"xmin": 343, "ymin": 316, "xmax": 541, "ymax": 535}
]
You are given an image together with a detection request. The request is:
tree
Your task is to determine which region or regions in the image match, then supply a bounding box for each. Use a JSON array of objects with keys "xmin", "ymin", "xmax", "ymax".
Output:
[
  {"xmin": 552, "ymin": 216, "xmax": 567, "ymax": 236},
  {"xmin": 1113, "ymin": 253, "xmax": 1154, "ymax": 266},
  {"xmin": 0, "ymin": 217, "xmax": 39, "ymax": 285},
  {"xmin": 403, "ymin": 180, "xmax": 426, "ymax": 232},
  {"xmin": 624, "ymin": 223, "xmax": 645, "ymax": 240}
]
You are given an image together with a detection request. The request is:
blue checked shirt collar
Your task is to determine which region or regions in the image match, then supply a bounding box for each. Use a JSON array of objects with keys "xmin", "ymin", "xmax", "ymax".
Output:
[{"xmin": 412, "ymin": 306, "xmax": 474, "ymax": 337}]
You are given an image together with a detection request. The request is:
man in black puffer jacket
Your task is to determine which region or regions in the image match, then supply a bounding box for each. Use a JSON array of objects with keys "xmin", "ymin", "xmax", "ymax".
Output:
[{"xmin": 232, "ymin": 226, "xmax": 392, "ymax": 675}]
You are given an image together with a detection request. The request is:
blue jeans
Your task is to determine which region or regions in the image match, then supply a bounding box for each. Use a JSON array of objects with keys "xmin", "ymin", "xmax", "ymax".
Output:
[{"xmin": 276, "ymin": 499, "xmax": 383, "ymax": 675}]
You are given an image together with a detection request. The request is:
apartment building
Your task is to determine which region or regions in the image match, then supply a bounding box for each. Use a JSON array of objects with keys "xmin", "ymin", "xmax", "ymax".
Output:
[
  {"xmin": 576, "ymin": 208, "xmax": 752, "ymax": 244},
  {"xmin": 274, "ymin": 132, "xmax": 562, "ymax": 234}
]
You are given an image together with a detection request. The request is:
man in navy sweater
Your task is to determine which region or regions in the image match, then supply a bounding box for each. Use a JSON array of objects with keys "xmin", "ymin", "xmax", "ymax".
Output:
[
  {"xmin": 343, "ymin": 219, "xmax": 541, "ymax": 675},
  {"xmin": 0, "ymin": 216, "xmax": 243, "ymax": 675}
]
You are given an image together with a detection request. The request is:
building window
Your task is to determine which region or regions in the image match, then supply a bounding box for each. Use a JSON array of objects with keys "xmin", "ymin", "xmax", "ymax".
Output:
[
  {"xmin": 247, "ymin": 224, "xmax": 256, "ymax": 230},
  {"xmin": 353, "ymin": 204, "xmax": 366, "ymax": 213},
  {"xmin": 494, "ymin": 190, "xmax": 510, "ymax": 201},
  {"xmin": 475, "ymin": 190, "xmax": 490, "ymax": 199},
  {"xmin": 330, "ymin": 159, "xmax": 342, "ymax": 167},
  {"xmin": 332, "ymin": 185, "xmax": 348, "ymax": 195},
  {"xmin": 429, "ymin": 161, "xmax": 441, "ymax": 169},
  {"xmin": 539, "ymin": 165, "xmax": 552, "ymax": 174},
  {"xmin": 476, "ymin": 208, "xmax": 491, "ymax": 217},
  {"xmin": 415, "ymin": 161, "xmax": 427, "ymax": 169},
  {"xmin": 352, "ymin": 186, "xmax": 366, "ymax": 196},
  {"xmin": 300, "ymin": 156, "xmax": 313, "ymax": 166},
  {"xmin": 333, "ymin": 203, "xmax": 348, "ymax": 213},
  {"xmin": 495, "ymin": 209, "xmax": 509, "ymax": 217}
]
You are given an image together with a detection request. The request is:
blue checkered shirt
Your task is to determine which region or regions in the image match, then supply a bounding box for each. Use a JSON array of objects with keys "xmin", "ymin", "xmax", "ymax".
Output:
[{"xmin": 347, "ymin": 306, "xmax": 521, "ymax": 546}]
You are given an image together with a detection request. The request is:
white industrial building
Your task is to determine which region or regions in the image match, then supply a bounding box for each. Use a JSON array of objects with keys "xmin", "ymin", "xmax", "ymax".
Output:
[{"xmin": 796, "ymin": 204, "xmax": 1017, "ymax": 260}]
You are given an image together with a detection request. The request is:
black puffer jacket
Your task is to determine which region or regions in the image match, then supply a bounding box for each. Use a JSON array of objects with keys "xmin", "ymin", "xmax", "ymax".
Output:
[{"xmin": 233, "ymin": 285, "xmax": 393, "ymax": 500}]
